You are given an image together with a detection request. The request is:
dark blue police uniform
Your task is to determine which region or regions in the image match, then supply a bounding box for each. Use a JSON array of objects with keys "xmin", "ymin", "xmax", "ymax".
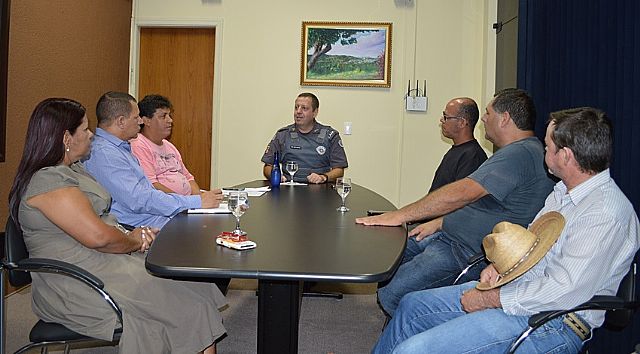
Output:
[{"xmin": 261, "ymin": 122, "xmax": 348, "ymax": 182}]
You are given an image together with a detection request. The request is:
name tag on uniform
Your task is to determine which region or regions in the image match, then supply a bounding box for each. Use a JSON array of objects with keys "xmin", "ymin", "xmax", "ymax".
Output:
[{"xmin": 290, "ymin": 145, "xmax": 302, "ymax": 150}]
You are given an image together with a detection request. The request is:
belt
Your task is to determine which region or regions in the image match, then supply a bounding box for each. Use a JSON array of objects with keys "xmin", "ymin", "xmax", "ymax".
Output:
[{"xmin": 563, "ymin": 313, "xmax": 591, "ymax": 341}]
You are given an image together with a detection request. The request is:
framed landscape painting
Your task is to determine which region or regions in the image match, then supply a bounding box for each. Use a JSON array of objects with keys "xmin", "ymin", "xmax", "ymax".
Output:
[{"xmin": 300, "ymin": 21, "xmax": 392, "ymax": 88}]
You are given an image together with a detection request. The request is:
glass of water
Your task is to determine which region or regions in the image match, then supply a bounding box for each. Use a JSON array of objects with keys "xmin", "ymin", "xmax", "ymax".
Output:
[
  {"xmin": 285, "ymin": 161, "xmax": 299, "ymax": 184},
  {"xmin": 335, "ymin": 177, "xmax": 351, "ymax": 212},
  {"xmin": 227, "ymin": 191, "xmax": 250, "ymax": 235}
]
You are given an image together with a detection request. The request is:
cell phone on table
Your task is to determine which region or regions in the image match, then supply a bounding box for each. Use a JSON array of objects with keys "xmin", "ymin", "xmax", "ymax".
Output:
[
  {"xmin": 216, "ymin": 237, "xmax": 257, "ymax": 250},
  {"xmin": 367, "ymin": 210, "xmax": 390, "ymax": 216}
]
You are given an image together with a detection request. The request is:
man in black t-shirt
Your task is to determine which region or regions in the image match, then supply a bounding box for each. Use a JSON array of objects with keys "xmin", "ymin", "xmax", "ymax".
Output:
[{"xmin": 429, "ymin": 97, "xmax": 487, "ymax": 192}]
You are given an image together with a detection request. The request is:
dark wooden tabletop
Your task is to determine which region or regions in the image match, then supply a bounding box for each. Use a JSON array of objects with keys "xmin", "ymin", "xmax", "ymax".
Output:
[{"xmin": 146, "ymin": 180, "xmax": 407, "ymax": 283}]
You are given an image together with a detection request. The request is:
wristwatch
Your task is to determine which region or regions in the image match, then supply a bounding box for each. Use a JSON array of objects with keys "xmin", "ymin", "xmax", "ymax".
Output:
[{"xmin": 321, "ymin": 174, "xmax": 329, "ymax": 183}]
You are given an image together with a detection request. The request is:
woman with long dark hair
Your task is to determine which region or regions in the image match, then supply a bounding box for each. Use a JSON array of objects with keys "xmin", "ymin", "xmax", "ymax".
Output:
[{"xmin": 9, "ymin": 98, "xmax": 225, "ymax": 354}]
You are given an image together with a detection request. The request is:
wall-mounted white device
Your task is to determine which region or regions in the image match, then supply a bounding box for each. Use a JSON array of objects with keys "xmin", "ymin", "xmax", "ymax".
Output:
[{"xmin": 405, "ymin": 80, "xmax": 428, "ymax": 112}]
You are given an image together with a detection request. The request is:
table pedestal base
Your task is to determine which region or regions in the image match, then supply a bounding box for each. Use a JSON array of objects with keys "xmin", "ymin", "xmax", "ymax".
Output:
[{"xmin": 257, "ymin": 279, "xmax": 302, "ymax": 354}]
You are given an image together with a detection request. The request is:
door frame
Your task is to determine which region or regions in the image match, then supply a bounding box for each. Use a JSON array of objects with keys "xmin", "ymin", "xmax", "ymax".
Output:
[{"xmin": 128, "ymin": 17, "xmax": 224, "ymax": 188}]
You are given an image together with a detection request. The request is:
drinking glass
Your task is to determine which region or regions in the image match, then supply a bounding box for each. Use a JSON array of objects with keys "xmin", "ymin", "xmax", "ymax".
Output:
[
  {"xmin": 285, "ymin": 161, "xmax": 299, "ymax": 184},
  {"xmin": 335, "ymin": 177, "xmax": 351, "ymax": 212},
  {"xmin": 227, "ymin": 191, "xmax": 250, "ymax": 235}
]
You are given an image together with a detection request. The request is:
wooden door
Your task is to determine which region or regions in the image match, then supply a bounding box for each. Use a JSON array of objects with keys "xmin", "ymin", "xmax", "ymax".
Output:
[{"xmin": 138, "ymin": 27, "xmax": 215, "ymax": 188}]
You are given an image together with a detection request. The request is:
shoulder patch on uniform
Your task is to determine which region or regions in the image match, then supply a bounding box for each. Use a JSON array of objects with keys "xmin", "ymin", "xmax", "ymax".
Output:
[
  {"xmin": 327, "ymin": 130, "xmax": 336, "ymax": 139},
  {"xmin": 316, "ymin": 145, "xmax": 326, "ymax": 155}
]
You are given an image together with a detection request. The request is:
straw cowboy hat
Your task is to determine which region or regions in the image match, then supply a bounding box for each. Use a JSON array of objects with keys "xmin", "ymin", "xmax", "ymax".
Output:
[{"xmin": 476, "ymin": 211, "xmax": 565, "ymax": 290}]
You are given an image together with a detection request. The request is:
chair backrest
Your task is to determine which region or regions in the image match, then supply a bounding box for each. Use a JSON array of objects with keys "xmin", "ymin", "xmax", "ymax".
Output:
[
  {"xmin": 4, "ymin": 216, "xmax": 32, "ymax": 287},
  {"xmin": 604, "ymin": 260, "xmax": 637, "ymax": 330}
]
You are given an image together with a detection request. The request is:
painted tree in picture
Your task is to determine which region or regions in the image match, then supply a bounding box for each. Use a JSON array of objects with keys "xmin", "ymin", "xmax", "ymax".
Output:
[{"xmin": 306, "ymin": 28, "xmax": 387, "ymax": 80}]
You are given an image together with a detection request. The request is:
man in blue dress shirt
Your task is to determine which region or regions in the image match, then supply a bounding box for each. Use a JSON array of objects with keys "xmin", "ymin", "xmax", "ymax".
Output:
[{"xmin": 84, "ymin": 91, "xmax": 223, "ymax": 229}]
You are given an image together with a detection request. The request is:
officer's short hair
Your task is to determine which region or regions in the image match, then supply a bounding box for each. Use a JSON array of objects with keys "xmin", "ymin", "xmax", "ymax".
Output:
[{"xmin": 297, "ymin": 92, "xmax": 319, "ymax": 111}]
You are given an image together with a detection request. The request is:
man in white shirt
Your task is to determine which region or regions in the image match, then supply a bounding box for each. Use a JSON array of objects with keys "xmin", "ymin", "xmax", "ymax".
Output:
[{"xmin": 372, "ymin": 107, "xmax": 640, "ymax": 354}]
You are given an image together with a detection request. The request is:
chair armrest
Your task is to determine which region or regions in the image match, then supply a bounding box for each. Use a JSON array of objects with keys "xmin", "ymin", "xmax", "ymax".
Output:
[
  {"xmin": 16, "ymin": 258, "xmax": 104, "ymax": 289},
  {"xmin": 13, "ymin": 257, "xmax": 122, "ymax": 325},
  {"xmin": 453, "ymin": 252, "xmax": 487, "ymax": 285},
  {"xmin": 509, "ymin": 296, "xmax": 633, "ymax": 354},
  {"xmin": 467, "ymin": 252, "xmax": 486, "ymax": 266},
  {"xmin": 528, "ymin": 295, "xmax": 630, "ymax": 328}
]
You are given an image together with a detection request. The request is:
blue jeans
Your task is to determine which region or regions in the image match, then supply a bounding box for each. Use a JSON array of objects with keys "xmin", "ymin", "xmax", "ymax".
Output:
[
  {"xmin": 378, "ymin": 232, "xmax": 480, "ymax": 316},
  {"xmin": 372, "ymin": 282, "xmax": 585, "ymax": 354}
]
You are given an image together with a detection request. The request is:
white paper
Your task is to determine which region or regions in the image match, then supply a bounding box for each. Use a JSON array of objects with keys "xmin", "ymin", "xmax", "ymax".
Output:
[
  {"xmin": 187, "ymin": 203, "xmax": 231, "ymax": 214},
  {"xmin": 281, "ymin": 181, "xmax": 307, "ymax": 186},
  {"xmin": 222, "ymin": 187, "xmax": 271, "ymax": 197}
]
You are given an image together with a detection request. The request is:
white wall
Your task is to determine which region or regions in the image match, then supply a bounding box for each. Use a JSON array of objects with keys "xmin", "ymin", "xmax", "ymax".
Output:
[{"xmin": 131, "ymin": 0, "xmax": 496, "ymax": 207}]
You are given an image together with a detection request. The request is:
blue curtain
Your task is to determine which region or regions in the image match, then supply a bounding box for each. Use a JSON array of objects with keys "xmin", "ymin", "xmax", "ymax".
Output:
[{"xmin": 517, "ymin": 0, "xmax": 640, "ymax": 352}]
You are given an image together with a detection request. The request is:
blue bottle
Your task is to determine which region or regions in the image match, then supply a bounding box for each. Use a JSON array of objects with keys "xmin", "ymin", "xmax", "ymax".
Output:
[{"xmin": 270, "ymin": 152, "xmax": 281, "ymax": 188}]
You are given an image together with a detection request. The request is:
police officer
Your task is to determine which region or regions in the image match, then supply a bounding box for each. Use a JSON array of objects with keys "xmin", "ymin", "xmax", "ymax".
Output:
[{"xmin": 261, "ymin": 93, "xmax": 348, "ymax": 184}]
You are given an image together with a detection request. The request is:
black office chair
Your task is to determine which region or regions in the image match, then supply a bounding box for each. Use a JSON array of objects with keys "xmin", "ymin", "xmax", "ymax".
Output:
[
  {"xmin": 452, "ymin": 251, "xmax": 639, "ymax": 353},
  {"xmin": 0, "ymin": 217, "xmax": 123, "ymax": 354},
  {"xmin": 508, "ymin": 260, "xmax": 638, "ymax": 354}
]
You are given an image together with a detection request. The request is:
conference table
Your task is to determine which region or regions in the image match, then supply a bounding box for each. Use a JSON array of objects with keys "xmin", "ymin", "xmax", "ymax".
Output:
[{"xmin": 145, "ymin": 180, "xmax": 407, "ymax": 354}]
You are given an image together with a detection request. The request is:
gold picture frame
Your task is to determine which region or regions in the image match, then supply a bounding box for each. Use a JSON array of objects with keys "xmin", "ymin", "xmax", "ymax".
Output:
[{"xmin": 300, "ymin": 21, "xmax": 392, "ymax": 88}]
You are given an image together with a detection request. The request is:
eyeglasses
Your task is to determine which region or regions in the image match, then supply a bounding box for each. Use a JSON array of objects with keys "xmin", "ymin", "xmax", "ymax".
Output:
[{"xmin": 442, "ymin": 112, "xmax": 464, "ymax": 121}]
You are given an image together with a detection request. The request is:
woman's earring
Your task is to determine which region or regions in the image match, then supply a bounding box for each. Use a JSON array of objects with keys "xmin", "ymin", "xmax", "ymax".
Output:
[{"xmin": 65, "ymin": 146, "xmax": 70, "ymax": 152}]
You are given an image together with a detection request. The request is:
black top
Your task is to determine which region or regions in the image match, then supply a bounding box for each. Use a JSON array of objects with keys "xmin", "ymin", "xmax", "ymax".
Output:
[
  {"xmin": 429, "ymin": 139, "xmax": 488, "ymax": 192},
  {"xmin": 146, "ymin": 180, "xmax": 406, "ymax": 283}
]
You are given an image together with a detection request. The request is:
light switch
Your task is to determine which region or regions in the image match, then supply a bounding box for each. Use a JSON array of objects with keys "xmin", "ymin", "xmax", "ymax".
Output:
[{"xmin": 344, "ymin": 122, "xmax": 353, "ymax": 135}]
